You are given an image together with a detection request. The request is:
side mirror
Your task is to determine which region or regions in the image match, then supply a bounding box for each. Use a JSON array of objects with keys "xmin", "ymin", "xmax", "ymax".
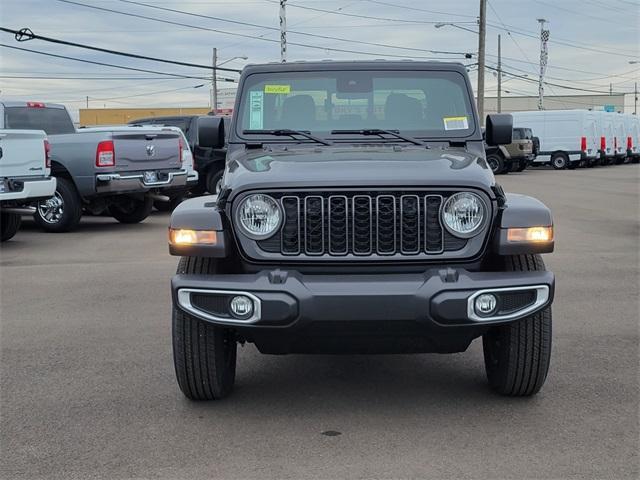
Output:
[
  {"xmin": 485, "ymin": 114, "xmax": 513, "ymax": 146},
  {"xmin": 197, "ymin": 116, "xmax": 225, "ymax": 149}
]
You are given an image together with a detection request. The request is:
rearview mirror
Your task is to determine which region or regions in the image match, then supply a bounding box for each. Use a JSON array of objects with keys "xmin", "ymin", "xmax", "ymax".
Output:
[
  {"xmin": 485, "ymin": 114, "xmax": 513, "ymax": 146},
  {"xmin": 197, "ymin": 116, "xmax": 225, "ymax": 149}
]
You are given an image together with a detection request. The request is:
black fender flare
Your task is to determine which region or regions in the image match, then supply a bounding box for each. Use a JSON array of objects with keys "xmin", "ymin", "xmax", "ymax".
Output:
[
  {"xmin": 169, "ymin": 196, "xmax": 228, "ymax": 257},
  {"xmin": 493, "ymin": 193, "xmax": 554, "ymax": 255}
]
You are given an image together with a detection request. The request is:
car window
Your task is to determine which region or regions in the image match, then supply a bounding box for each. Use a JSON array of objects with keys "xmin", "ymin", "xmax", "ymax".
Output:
[
  {"xmin": 4, "ymin": 106, "xmax": 75, "ymax": 135},
  {"xmin": 236, "ymin": 70, "xmax": 475, "ymax": 139}
]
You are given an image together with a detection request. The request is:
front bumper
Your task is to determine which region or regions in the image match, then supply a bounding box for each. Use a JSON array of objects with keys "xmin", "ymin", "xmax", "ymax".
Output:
[
  {"xmin": 95, "ymin": 169, "xmax": 187, "ymax": 194},
  {"xmin": 0, "ymin": 176, "xmax": 56, "ymax": 203},
  {"xmin": 172, "ymin": 268, "xmax": 554, "ymax": 352}
]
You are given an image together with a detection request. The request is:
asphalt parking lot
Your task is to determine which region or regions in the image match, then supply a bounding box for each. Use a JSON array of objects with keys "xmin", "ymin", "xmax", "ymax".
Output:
[{"xmin": 1, "ymin": 165, "xmax": 638, "ymax": 480}]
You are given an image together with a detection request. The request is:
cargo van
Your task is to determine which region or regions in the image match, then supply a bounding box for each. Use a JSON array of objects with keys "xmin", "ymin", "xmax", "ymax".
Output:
[
  {"xmin": 611, "ymin": 113, "xmax": 627, "ymax": 164},
  {"xmin": 595, "ymin": 112, "xmax": 616, "ymax": 165},
  {"xmin": 623, "ymin": 114, "xmax": 639, "ymax": 162},
  {"xmin": 510, "ymin": 110, "xmax": 598, "ymax": 169}
]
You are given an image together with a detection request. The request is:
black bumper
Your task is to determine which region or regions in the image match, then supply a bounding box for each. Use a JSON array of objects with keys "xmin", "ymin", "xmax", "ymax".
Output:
[{"xmin": 172, "ymin": 268, "xmax": 555, "ymax": 354}]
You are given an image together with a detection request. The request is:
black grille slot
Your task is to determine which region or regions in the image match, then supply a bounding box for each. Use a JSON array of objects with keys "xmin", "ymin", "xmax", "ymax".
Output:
[
  {"xmin": 304, "ymin": 196, "xmax": 324, "ymax": 254},
  {"xmin": 191, "ymin": 293, "xmax": 231, "ymax": 318},
  {"xmin": 281, "ymin": 196, "xmax": 300, "ymax": 254},
  {"xmin": 328, "ymin": 196, "xmax": 348, "ymax": 255},
  {"xmin": 498, "ymin": 291, "xmax": 537, "ymax": 315},
  {"xmin": 255, "ymin": 191, "xmax": 475, "ymax": 258},
  {"xmin": 376, "ymin": 195, "xmax": 396, "ymax": 254},
  {"xmin": 352, "ymin": 196, "xmax": 373, "ymax": 255}
]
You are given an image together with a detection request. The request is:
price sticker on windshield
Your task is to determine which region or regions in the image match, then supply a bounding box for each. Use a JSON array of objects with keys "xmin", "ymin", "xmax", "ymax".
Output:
[
  {"xmin": 264, "ymin": 85, "xmax": 291, "ymax": 94},
  {"xmin": 443, "ymin": 116, "xmax": 469, "ymax": 130},
  {"xmin": 249, "ymin": 91, "xmax": 264, "ymax": 129}
]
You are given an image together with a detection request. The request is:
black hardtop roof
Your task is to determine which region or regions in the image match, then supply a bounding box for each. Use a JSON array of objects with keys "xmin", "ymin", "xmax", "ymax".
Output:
[{"xmin": 241, "ymin": 60, "xmax": 469, "ymax": 75}]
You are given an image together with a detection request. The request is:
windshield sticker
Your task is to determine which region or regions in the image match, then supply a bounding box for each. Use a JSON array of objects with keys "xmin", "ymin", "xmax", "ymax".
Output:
[
  {"xmin": 249, "ymin": 91, "xmax": 264, "ymax": 129},
  {"xmin": 443, "ymin": 116, "xmax": 469, "ymax": 130},
  {"xmin": 264, "ymin": 84, "xmax": 291, "ymax": 94}
]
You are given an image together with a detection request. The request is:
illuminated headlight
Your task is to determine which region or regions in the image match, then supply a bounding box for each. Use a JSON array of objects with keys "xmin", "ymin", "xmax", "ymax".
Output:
[
  {"xmin": 236, "ymin": 194, "xmax": 282, "ymax": 239},
  {"xmin": 442, "ymin": 192, "xmax": 487, "ymax": 238}
]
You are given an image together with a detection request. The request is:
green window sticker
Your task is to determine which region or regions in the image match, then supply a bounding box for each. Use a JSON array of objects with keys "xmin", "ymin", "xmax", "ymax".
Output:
[{"xmin": 249, "ymin": 91, "xmax": 264, "ymax": 129}]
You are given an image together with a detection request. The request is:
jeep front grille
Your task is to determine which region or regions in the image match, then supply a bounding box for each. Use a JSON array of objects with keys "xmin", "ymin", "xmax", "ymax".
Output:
[{"xmin": 255, "ymin": 191, "xmax": 471, "ymax": 258}]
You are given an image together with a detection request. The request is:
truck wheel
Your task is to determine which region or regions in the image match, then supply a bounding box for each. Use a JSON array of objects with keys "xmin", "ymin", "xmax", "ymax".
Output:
[
  {"xmin": 486, "ymin": 154, "xmax": 505, "ymax": 175},
  {"xmin": 551, "ymin": 153, "xmax": 568, "ymax": 170},
  {"xmin": 516, "ymin": 162, "xmax": 527, "ymax": 172},
  {"xmin": 483, "ymin": 254, "xmax": 552, "ymax": 396},
  {"xmin": 173, "ymin": 257, "xmax": 237, "ymax": 400},
  {"xmin": 0, "ymin": 212, "xmax": 21, "ymax": 241},
  {"xmin": 206, "ymin": 170, "xmax": 223, "ymax": 195},
  {"xmin": 109, "ymin": 197, "xmax": 153, "ymax": 224},
  {"xmin": 34, "ymin": 177, "xmax": 82, "ymax": 233}
]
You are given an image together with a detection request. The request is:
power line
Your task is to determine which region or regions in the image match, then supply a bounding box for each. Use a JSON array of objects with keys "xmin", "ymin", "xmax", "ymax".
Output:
[
  {"xmin": 54, "ymin": 0, "xmax": 463, "ymax": 59},
  {"xmin": 362, "ymin": 0, "xmax": 478, "ymax": 18},
  {"xmin": 116, "ymin": 0, "xmax": 472, "ymax": 56},
  {"xmin": 0, "ymin": 27, "xmax": 241, "ymax": 73},
  {"xmin": 0, "ymin": 43, "xmax": 237, "ymax": 82}
]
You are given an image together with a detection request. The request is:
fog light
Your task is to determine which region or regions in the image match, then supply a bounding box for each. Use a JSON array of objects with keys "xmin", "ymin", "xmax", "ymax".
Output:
[
  {"xmin": 229, "ymin": 295, "xmax": 254, "ymax": 319},
  {"xmin": 475, "ymin": 293, "xmax": 498, "ymax": 316}
]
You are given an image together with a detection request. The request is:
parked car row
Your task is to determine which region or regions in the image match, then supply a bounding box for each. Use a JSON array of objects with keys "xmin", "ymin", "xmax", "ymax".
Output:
[
  {"xmin": 511, "ymin": 110, "xmax": 640, "ymax": 169},
  {"xmin": 0, "ymin": 101, "xmax": 226, "ymax": 241}
]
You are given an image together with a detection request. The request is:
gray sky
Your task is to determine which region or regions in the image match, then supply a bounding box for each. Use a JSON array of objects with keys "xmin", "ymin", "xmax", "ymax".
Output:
[{"xmin": 1, "ymin": 0, "xmax": 638, "ymax": 120}]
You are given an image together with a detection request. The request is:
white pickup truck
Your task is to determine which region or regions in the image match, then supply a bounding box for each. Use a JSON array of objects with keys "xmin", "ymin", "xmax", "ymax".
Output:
[{"xmin": 0, "ymin": 129, "xmax": 56, "ymax": 241}]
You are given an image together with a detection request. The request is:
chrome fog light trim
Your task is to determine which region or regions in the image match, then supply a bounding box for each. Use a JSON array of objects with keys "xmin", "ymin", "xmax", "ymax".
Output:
[
  {"xmin": 177, "ymin": 288, "xmax": 262, "ymax": 324},
  {"xmin": 467, "ymin": 285, "xmax": 549, "ymax": 322}
]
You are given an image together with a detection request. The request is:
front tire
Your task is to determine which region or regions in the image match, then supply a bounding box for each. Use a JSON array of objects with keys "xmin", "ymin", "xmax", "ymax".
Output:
[
  {"xmin": 551, "ymin": 153, "xmax": 568, "ymax": 170},
  {"xmin": 206, "ymin": 169, "xmax": 223, "ymax": 195},
  {"xmin": 486, "ymin": 153, "xmax": 506, "ymax": 175},
  {"xmin": 0, "ymin": 212, "xmax": 21, "ymax": 241},
  {"xmin": 34, "ymin": 177, "xmax": 82, "ymax": 233},
  {"xmin": 482, "ymin": 254, "xmax": 552, "ymax": 396},
  {"xmin": 173, "ymin": 257, "xmax": 237, "ymax": 400},
  {"xmin": 109, "ymin": 197, "xmax": 153, "ymax": 224}
]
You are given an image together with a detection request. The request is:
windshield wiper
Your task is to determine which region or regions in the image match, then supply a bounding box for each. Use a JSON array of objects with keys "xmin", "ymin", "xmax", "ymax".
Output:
[
  {"xmin": 330, "ymin": 129, "xmax": 426, "ymax": 146},
  {"xmin": 243, "ymin": 129, "xmax": 333, "ymax": 146}
]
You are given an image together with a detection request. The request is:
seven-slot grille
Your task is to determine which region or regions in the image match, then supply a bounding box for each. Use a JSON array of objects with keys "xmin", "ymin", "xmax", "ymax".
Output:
[{"xmin": 255, "ymin": 192, "xmax": 469, "ymax": 257}]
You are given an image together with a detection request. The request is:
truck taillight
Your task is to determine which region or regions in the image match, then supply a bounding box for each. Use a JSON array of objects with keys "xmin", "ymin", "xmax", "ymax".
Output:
[
  {"xmin": 627, "ymin": 136, "xmax": 633, "ymax": 150},
  {"xmin": 44, "ymin": 139, "xmax": 51, "ymax": 168},
  {"xmin": 96, "ymin": 140, "xmax": 115, "ymax": 167},
  {"xmin": 600, "ymin": 136, "xmax": 606, "ymax": 151},
  {"xmin": 27, "ymin": 101, "xmax": 45, "ymax": 108},
  {"xmin": 178, "ymin": 137, "xmax": 184, "ymax": 165},
  {"xmin": 580, "ymin": 136, "xmax": 587, "ymax": 152}
]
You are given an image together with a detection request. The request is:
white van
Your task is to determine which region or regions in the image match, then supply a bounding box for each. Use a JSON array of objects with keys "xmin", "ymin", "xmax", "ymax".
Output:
[
  {"xmin": 623, "ymin": 114, "xmax": 639, "ymax": 162},
  {"xmin": 510, "ymin": 110, "xmax": 598, "ymax": 169},
  {"xmin": 594, "ymin": 111, "xmax": 616, "ymax": 165},
  {"xmin": 611, "ymin": 113, "xmax": 627, "ymax": 163}
]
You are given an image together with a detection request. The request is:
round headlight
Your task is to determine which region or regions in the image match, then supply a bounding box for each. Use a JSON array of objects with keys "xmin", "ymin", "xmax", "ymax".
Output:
[
  {"xmin": 236, "ymin": 194, "xmax": 282, "ymax": 239},
  {"xmin": 442, "ymin": 192, "xmax": 486, "ymax": 238}
]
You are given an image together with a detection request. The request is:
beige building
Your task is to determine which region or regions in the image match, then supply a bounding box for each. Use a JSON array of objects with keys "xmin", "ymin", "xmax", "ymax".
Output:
[{"xmin": 79, "ymin": 107, "xmax": 211, "ymax": 126}]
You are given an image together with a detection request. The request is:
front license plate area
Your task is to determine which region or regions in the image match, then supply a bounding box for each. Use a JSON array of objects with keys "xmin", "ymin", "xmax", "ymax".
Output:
[{"xmin": 143, "ymin": 171, "xmax": 158, "ymax": 183}]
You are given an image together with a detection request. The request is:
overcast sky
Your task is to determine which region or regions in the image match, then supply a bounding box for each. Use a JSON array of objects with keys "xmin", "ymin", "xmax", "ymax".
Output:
[{"xmin": 1, "ymin": 0, "xmax": 638, "ymax": 120}]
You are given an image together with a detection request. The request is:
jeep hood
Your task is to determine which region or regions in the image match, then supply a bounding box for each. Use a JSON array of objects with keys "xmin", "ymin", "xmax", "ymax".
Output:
[{"xmin": 223, "ymin": 146, "xmax": 495, "ymax": 198}]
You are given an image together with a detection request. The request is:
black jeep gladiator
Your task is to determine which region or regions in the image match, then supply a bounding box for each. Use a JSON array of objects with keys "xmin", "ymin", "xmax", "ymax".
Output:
[{"xmin": 168, "ymin": 61, "xmax": 555, "ymax": 400}]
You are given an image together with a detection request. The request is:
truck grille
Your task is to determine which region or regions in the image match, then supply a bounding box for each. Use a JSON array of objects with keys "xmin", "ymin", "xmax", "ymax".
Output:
[{"xmin": 255, "ymin": 191, "xmax": 470, "ymax": 257}]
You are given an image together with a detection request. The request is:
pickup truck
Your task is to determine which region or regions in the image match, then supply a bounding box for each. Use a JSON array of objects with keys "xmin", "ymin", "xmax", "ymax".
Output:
[
  {"xmin": 0, "ymin": 128, "xmax": 56, "ymax": 241},
  {"xmin": 0, "ymin": 101, "xmax": 188, "ymax": 232},
  {"xmin": 81, "ymin": 125, "xmax": 199, "ymax": 211},
  {"xmin": 128, "ymin": 115, "xmax": 228, "ymax": 194},
  {"xmin": 167, "ymin": 60, "xmax": 556, "ymax": 400}
]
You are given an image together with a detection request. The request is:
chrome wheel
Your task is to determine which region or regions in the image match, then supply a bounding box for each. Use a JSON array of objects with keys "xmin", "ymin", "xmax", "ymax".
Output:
[{"xmin": 38, "ymin": 192, "xmax": 64, "ymax": 224}]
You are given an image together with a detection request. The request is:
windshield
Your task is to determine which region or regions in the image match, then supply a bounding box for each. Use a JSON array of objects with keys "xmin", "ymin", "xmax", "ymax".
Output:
[
  {"xmin": 4, "ymin": 106, "xmax": 75, "ymax": 135},
  {"xmin": 236, "ymin": 70, "xmax": 475, "ymax": 141}
]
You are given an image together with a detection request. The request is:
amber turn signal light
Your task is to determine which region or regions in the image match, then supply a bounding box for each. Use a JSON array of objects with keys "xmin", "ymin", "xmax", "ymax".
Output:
[
  {"xmin": 507, "ymin": 226, "xmax": 553, "ymax": 243},
  {"xmin": 169, "ymin": 228, "xmax": 217, "ymax": 246}
]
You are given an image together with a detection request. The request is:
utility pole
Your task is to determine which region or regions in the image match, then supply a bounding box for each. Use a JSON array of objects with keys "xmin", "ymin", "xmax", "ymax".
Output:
[
  {"xmin": 86, "ymin": 96, "xmax": 89, "ymax": 109},
  {"xmin": 280, "ymin": 0, "xmax": 287, "ymax": 62},
  {"xmin": 609, "ymin": 83, "xmax": 613, "ymax": 95},
  {"xmin": 211, "ymin": 47, "xmax": 218, "ymax": 113},
  {"xmin": 497, "ymin": 34, "xmax": 502, "ymax": 113},
  {"xmin": 537, "ymin": 18, "xmax": 549, "ymax": 110},
  {"xmin": 477, "ymin": 0, "xmax": 487, "ymax": 122},
  {"xmin": 635, "ymin": 82, "xmax": 638, "ymax": 115}
]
